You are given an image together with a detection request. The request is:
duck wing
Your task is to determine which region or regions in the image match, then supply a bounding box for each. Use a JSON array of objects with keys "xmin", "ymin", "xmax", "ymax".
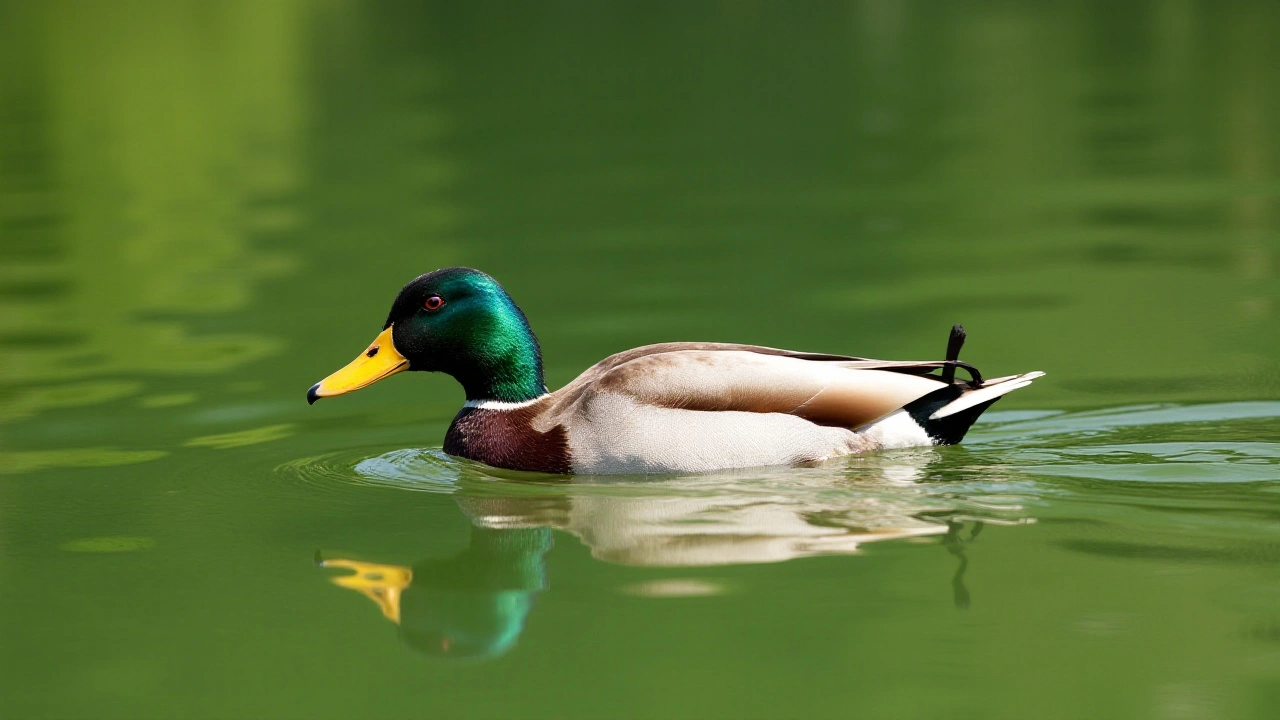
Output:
[{"xmin": 548, "ymin": 343, "xmax": 962, "ymax": 430}]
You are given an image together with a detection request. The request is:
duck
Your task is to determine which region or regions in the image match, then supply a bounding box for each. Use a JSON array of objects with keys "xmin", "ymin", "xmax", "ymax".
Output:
[{"xmin": 307, "ymin": 267, "xmax": 1043, "ymax": 474}]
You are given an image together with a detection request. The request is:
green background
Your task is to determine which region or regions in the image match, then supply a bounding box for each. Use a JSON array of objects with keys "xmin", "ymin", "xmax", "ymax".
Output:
[{"xmin": 2, "ymin": 1, "xmax": 1279, "ymax": 718}]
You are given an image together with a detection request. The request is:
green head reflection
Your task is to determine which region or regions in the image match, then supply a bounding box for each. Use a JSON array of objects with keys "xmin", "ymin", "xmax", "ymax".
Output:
[{"xmin": 320, "ymin": 526, "xmax": 551, "ymax": 662}]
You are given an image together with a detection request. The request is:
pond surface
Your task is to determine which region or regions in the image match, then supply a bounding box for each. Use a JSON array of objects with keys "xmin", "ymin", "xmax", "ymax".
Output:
[{"xmin": 2, "ymin": 2, "xmax": 1280, "ymax": 718}]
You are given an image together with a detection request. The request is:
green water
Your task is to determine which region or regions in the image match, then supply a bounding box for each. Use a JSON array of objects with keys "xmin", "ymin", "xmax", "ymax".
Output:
[{"xmin": 3, "ymin": 1, "xmax": 1280, "ymax": 718}]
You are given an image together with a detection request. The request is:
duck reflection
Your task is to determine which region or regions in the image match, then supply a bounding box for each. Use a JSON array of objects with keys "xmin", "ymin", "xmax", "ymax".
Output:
[
  {"xmin": 320, "ymin": 525, "xmax": 552, "ymax": 661},
  {"xmin": 319, "ymin": 449, "xmax": 1003, "ymax": 660}
]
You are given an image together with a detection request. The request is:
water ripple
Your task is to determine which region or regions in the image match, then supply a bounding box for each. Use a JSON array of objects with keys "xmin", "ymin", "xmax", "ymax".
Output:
[
  {"xmin": 970, "ymin": 402, "xmax": 1280, "ymax": 484},
  {"xmin": 276, "ymin": 447, "xmax": 460, "ymax": 497},
  {"xmin": 277, "ymin": 401, "xmax": 1280, "ymax": 567},
  {"xmin": 974, "ymin": 401, "xmax": 1280, "ymax": 443}
]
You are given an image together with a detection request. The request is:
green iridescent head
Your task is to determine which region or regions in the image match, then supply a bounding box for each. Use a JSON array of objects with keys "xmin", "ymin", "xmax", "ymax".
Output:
[{"xmin": 308, "ymin": 267, "xmax": 546, "ymax": 404}]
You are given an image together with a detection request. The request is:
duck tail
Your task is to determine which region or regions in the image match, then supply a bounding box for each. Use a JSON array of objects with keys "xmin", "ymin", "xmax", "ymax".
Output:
[{"xmin": 905, "ymin": 324, "xmax": 1044, "ymax": 445}]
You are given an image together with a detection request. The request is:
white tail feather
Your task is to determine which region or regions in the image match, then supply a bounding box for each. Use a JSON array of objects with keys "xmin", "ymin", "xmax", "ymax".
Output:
[{"xmin": 929, "ymin": 371, "xmax": 1045, "ymax": 420}]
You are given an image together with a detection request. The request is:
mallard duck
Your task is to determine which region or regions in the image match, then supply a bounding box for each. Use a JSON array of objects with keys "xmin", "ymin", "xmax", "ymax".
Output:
[{"xmin": 307, "ymin": 267, "xmax": 1043, "ymax": 474}]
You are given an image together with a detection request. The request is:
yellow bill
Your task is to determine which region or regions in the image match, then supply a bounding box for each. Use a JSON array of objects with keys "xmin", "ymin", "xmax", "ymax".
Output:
[
  {"xmin": 307, "ymin": 326, "xmax": 408, "ymax": 404},
  {"xmin": 319, "ymin": 557, "xmax": 414, "ymax": 624}
]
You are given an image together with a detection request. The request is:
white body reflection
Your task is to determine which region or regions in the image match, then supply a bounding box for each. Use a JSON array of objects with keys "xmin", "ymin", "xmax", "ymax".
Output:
[
  {"xmin": 455, "ymin": 468, "xmax": 947, "ymax": 568},
  {"xmin": 359, "ymin": 445, "xmax": 981, "ymax": 566}
]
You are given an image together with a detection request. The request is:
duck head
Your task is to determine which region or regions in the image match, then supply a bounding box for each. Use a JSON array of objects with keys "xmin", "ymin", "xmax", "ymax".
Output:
[{"xmin": 307, "ymin": 267, "xmax": 546, "ymax": 405}]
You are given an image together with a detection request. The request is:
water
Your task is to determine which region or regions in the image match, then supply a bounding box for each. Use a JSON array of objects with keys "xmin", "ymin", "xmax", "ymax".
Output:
[{"xmin": 2, "ymin": 1, "xmax": 1279, "ymax": 717}]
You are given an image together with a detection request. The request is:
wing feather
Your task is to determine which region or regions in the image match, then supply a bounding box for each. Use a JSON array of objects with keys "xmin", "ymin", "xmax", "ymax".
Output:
[{"xmin": 567, "ymin": 350, "xmax": 946, "ymax": 429}]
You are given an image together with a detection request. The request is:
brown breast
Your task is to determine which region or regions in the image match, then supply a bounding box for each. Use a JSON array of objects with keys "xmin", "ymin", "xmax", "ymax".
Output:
[{"xmin": 443, "ymin": 406, "xmax": 572, "ymax": 474}]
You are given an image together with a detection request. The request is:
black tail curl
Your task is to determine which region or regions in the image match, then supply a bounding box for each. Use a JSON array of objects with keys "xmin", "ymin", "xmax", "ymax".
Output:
[
  {"xmin": 940, "ymin": 324, "xmax": 965, "ymax": 384},
  {"xmin": 908, "ymin": 323, "xmax": 996, "ymax": 445}
]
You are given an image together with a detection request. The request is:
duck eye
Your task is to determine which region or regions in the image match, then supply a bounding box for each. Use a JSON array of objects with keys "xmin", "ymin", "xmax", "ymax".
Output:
[{"xmin": 423, "ymin": 295, "xmax": 445, "ymax": 311}]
